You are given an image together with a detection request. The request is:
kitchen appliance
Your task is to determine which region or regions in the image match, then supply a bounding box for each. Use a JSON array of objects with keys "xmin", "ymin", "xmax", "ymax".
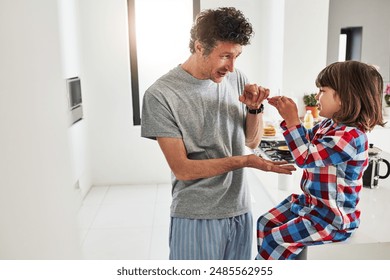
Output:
[
  {"xmin": 66, "ymin": 77, "xmax": 83, "ymax": 125},
  {"xmin": 362, "ymin": 144, "xmax": 390, "ymax": 188},
  {"xmin": 255, "ymin": 139, "xmax": 296, "ymax": 192},
  {"xmin": 256, "ymin": 140, "xmax": 294, "ymax": 163}
]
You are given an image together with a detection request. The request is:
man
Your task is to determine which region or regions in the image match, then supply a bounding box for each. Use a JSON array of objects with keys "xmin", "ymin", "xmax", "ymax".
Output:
[{"xmin": 141, "ymin": 7, "xmax": 295, "ymax": 260}]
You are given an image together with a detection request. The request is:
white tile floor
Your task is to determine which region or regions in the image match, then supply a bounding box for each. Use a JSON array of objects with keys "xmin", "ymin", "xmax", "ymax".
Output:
[{"xmin": 77, "ymin": 171, "xmax": 274, "ymax": 260}]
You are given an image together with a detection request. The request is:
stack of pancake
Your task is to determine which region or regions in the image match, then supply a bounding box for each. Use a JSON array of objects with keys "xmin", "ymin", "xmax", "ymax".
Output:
[{"xmin": 263, "ymin": 125, "xmax": 276, "ymax": 137}]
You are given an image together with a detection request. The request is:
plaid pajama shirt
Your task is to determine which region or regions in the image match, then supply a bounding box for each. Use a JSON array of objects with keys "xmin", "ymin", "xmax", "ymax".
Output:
[{"xmin": 256, "ymin": 119, "xmax": 368, "ymax": 260}]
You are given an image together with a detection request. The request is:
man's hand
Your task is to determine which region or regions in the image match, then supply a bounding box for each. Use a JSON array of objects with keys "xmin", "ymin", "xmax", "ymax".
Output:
[
  {"xmin": 239, "ymin": 84, "xmax": 270, "ymax": 110},
  {"xmin": 247, "ymin": 154, "xmax": 296, "ymax": 174}
]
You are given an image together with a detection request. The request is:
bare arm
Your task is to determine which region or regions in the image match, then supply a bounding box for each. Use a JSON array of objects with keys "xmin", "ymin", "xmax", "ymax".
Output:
[
  {"xmin": 245, "ymin": 113, "xmax": 264, "ymax": 149},
  {"xmin": 239, "ymin": 84, "xmax": 270, "ymax": 149},
  {"xmin": 157, "ymin": 137, "xmax": 296, "ymax": 181}
]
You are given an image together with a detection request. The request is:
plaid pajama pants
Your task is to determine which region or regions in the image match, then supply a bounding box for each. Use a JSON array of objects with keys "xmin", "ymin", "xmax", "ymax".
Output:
[{"xmin": 256, "ymin": 194, "xmax": 352, "ymax": 260}]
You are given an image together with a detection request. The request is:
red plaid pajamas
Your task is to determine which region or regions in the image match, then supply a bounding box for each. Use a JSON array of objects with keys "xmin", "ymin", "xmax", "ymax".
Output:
[{"xmin": 256, "ymin": 119, "xmax": 368, "ymax": 260}]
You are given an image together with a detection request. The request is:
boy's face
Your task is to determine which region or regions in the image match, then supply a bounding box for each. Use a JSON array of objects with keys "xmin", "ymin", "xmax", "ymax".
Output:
[
  {"xmin": 195, "ymin": 41, "xmax": 242, "ymax": 83},
  {"xmin": 317, "ymin": 87, "xmax": 342, "ymax": 118}
]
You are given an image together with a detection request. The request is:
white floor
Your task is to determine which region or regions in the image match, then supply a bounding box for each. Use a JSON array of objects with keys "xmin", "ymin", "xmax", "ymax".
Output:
[{"xmin": 77, "ymin": 171, "xmax": 274, "ymax": 260}]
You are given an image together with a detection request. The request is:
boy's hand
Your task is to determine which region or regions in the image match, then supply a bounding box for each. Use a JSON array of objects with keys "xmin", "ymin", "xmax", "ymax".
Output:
[{"xmin": 268, "ymin": 96, "xmax": 300, "ymax": 128}]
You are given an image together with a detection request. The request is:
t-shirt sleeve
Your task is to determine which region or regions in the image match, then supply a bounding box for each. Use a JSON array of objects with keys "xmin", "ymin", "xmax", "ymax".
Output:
[{"xmin": 141, "ymin": 88, "xmax": 182, "ymax": 140}]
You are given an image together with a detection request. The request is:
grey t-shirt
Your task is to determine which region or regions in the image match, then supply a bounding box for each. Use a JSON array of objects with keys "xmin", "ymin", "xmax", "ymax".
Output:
[{"xmin": 141, "ymin": 65, "xmax": 251, "ymax": 219}]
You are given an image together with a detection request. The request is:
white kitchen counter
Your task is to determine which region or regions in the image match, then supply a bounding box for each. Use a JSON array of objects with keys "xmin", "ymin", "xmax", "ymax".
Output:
[{"xmin": 250, "ymin": 150, "xmax": 390, "ymax": 259}]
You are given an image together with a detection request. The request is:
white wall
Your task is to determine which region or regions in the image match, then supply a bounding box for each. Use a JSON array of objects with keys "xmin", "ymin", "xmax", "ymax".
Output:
[
  {"xmin": 327, "ymin": 0, "xmax": 390, "ymax": 82},
  {"xmin": 0, "ymin": 0, "xmax": 81, "ymax": 259},
  {"xmin": 283, "ymin": 0, "xmax": 329, "ymax": 113},
  {"xmin": 58, "ymin": 0, "xmax": 92, "ymax": 197}
]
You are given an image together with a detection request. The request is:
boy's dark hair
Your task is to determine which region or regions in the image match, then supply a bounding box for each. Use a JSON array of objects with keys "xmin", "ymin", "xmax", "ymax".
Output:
[
  {"xmin": 315, "ymin": 60, "xmax": 385, "ymax": 132},
  {"xmin": 189, "ymin": 7, "xmax": 253, "ymax": 55}
]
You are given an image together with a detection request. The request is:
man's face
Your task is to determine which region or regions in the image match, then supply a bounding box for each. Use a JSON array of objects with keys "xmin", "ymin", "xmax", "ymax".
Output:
[{"xmin": 196, "ymin": 41, "xmax": 242, "ymax": 83}]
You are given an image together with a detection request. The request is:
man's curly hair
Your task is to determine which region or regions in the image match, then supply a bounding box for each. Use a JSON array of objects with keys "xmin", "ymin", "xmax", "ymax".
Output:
[{"xmin": 189, "ymin": 7, "xmax": 254, "ymax": 55}]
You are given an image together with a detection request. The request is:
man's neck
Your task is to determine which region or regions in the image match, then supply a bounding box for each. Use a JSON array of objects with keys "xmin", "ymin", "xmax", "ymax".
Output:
[{"xmin": 181, "ymin": 55, "xmax": 205, "ymax": 80}]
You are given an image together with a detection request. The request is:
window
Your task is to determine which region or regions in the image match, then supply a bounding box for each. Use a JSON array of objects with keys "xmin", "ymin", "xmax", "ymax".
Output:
[{"xmin": 127, "ymin": 0, "xmax": 200, "ymax": 125}]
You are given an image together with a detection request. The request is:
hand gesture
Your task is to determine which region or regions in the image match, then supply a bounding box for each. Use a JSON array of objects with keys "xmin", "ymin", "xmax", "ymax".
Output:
[
  {"xmin": 247, "ymin": 154, "xmax": 296, "ymax": 174},
  {"xmin": 239, "ymin": 84, "xmax": 270, "ymax": 110},
  {"xmin": 268, "ymin": 96, "xmax": 300, "ymax": 127}
]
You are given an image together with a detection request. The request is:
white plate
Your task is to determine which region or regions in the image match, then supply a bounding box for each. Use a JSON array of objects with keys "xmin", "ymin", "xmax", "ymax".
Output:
[{"xmin": 262, "ymin": 133, "xmax": 284, "ymax": 141}]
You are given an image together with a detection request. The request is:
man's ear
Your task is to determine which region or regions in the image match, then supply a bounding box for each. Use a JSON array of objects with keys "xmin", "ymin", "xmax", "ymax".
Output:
[{"xmin": 194, "ymin": 40, "xmax": 203, "ymax": 54}]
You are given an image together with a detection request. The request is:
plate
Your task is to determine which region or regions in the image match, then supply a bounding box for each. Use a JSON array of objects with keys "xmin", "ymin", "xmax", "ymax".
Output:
[{"xmin": 262, "ymin": 133, "xmax": 284, "ymax": 141}]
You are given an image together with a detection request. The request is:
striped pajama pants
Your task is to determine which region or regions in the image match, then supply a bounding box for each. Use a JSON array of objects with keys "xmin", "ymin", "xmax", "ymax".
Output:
[
  {"xmin": 169, "ymin": 212, "xmax": 253, "ymax": 260},
  {"xmin": 256, "ymin": 194, "xmax": 352, "ymax": 260}
]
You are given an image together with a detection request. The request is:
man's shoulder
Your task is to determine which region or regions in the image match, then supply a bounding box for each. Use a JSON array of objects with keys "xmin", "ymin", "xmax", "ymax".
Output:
[
  {"xmin": 146, "ymin": 66, "xmax": 182, "ymax": 91},
  {"xmin": 224, "ymin": 68, "xmax": 248, "ymax": 89},
  {"xmin": 228, "ymin": 68, "xmax": 247, "ymax": 82}
]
